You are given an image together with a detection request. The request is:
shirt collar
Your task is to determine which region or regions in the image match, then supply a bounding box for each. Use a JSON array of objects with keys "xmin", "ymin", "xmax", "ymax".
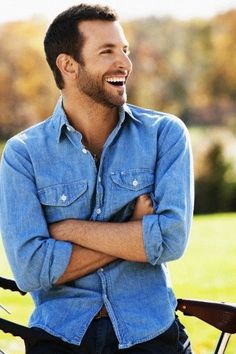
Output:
[
  {"xmin": 52, "ymin": 97, "xmax": 141, "ymax": 143},
  {"xmin": 122, "ymin": 104, "xmax": 142, "ymax": 124},
  {"xmin": 52, "ymin": 97, "xmax": 73, "ymax": 143}
]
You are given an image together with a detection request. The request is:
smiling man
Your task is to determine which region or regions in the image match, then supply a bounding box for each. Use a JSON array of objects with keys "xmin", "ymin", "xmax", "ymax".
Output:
[{"xmin": 0, "ymin": 4, "xmax": 194, "ymax": 354}]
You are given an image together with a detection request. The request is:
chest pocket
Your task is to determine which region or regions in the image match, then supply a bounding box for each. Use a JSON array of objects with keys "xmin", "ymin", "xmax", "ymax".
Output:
[
  {"xmin": 110, "ymin": 169, "xmax": 154, "ymax": 216},
  {"xmin": 38, "ymin": 180, "xmax": 89, "ymax": 223}
]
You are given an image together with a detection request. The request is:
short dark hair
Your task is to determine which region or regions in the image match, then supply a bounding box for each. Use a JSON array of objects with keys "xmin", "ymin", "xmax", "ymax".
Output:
[{"xmin": 44, "ymin": 3, "xmax": 118, "ymax": 89}]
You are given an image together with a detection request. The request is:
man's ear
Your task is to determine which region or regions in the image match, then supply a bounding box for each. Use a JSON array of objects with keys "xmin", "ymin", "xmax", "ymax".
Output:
[{"xmin": 56, "ymin": 54, "xmax": 78, "ymax": 82}]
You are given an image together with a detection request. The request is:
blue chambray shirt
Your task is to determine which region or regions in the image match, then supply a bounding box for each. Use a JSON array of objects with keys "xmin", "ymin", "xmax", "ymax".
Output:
[{"xmin": 0, "ymin": 98, "xmax": 194, "ymax": 349}]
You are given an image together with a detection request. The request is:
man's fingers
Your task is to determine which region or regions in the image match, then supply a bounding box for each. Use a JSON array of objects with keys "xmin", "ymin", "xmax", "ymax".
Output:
[
  {"xmin": 137, "ymin": 194, "xmax": 150, "ymax": 200},
  {"xmin": 131, "ymin": 194, "xmax": 154, "ymax": 221},
  {"xmin": 136, "ymin": 194, "xmax": 153, "ymax": 207}
]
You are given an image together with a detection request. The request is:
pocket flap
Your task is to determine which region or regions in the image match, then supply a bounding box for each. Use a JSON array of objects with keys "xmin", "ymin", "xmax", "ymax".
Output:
[
  {"xmin": 110, "ymin": 169, "xmax": 154, "ymax": 191},
  {"xmin": 38, "ymin": 180, "xmax": 87, "ymax": 206}
]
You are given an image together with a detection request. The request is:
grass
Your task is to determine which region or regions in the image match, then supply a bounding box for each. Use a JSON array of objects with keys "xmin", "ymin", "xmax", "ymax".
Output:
[
  {"xmin": 0, "ymin": 213, "xmax": 236, "ymax": 353},
  {"xmin": 0, "ymin": 240, "xmax": 34, "ymax": 353},
  {"xmin": 170, "ymin": 213, "xmax": 236, "ymax": 354}
]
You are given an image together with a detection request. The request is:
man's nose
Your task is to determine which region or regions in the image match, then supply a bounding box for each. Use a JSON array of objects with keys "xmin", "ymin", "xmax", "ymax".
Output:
[{"xmin": 117, "ymin": 51, "xmax": 132, "ymax": 71}]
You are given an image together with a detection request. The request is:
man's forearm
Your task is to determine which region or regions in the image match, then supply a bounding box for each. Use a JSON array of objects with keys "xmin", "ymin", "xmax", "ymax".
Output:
[
  {"xmin": 56, "ymin": 244, "xmax": 117, "ymax": 285},
  {"xmin": 50, "ymin": 220, "xmax": 147, "ymax": 262}
]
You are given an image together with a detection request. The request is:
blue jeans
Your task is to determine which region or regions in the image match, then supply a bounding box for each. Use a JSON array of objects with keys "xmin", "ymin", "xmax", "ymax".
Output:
[{"xmin": 26, "ymin": 317, "xmax": 192, "ymax": 354}]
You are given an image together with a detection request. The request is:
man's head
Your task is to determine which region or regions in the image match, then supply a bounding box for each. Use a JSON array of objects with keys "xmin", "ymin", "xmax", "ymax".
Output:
[
  {"xmin": 44, "ymin": 3, "xmax": 119, "ymax": 90},
  {"xmin": 44, "ymin": 4, "xmax": 132, "ymax": 107}
]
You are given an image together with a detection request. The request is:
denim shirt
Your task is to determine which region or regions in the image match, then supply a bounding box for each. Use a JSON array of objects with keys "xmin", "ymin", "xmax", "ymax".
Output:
[{"xmin": 0, "ymin": 98, "xmax": 194, "ymax": 349}]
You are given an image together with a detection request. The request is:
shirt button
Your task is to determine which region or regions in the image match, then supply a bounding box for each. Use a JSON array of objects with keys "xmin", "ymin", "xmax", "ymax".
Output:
[
  {"xmin": 132, "ymin": 179, "xmax": 139, "ymax": 187},
  {"xmin": 66, "ymin": 126, "xmax": 71, "ymax": 131},
  {"xmin": 82, "ymin": 148, "xmax": 88, "ymax": 154},
  {"xmin": 100, "ymin": 268, "xmax": 104, "ymax": 272},
  {"xmin": 98, "ymin": 176, "xmax": 101, "ymax": 183},
  {"xmin": 60, "ymin": 194, "xmax": 67, "ymax": 202},
  {"xmin": 96, "ymin": 208, "xmax": 101, "ymax": 215}
]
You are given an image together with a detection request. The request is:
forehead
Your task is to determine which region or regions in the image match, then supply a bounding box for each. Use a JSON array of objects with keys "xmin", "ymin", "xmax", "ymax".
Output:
[{"xmin": 78, "ymin": 20, "xmax": 129, "ymax": 49}]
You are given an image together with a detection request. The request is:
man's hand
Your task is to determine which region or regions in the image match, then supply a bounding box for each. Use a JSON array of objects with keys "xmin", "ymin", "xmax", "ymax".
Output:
[
  {"xmin": 49, "ymin": 194, "xmax": 154, "ymax": 240},
  {"xmin": 48, "ymin": 193, "xmax": 154, "ymax": 277},
  {"xmin": 49, "ymin": 194, "xmax": 154, "ymax": 243},
  {"xmin": 130, "ymin": 194, "xmax": 154, "ymax": 221}
]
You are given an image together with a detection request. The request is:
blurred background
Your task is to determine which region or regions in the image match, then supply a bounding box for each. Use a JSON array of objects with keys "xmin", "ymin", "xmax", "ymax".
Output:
[{"xmin": 0, "ymin": 1, "xmax": 236, "ymax": 353}]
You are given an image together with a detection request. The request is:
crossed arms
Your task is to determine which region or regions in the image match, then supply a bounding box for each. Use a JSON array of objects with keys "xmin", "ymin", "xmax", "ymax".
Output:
[
  {"xmin": 50, "ymin": 195, "xmax": 153, "ymax": 285},
  {"xmin": 0, "ymin": 118, "xmax": 193, "ymax": 292}
]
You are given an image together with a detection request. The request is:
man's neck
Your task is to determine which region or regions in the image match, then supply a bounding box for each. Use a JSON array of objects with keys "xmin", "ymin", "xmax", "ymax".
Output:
[{"xmin": 62, "ymin": 92, "xmax": 120, "ymax": 156}]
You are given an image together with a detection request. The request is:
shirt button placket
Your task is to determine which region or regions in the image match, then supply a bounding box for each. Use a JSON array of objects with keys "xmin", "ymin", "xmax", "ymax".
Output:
[{"xmin": 98, "ymin": 268, "xmax": 109, "ymax": 304}]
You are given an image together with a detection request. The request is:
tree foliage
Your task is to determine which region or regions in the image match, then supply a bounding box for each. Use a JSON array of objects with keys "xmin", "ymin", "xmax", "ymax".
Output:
[
  {"xmin": 124, "ymin": 10, "xmax": 236, "ymax": 126},
  {"xmin": 0, "ymin": 11, "xmax": 236, "ymax": 137},
  {"xmin": 194, "ymin": 142, "xmax": 233, "ymax": 213},
  {"xmin": 0, "ymin": 20, "xmax": 58, "ymax": 138}
]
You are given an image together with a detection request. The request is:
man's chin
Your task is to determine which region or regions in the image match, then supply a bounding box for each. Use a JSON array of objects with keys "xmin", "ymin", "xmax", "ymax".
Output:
[
  {"xmin": 110, "ymin": 93, "xmax": 127, "ymax": 107},
  {"xmin": 92, "ymin": 91, "xmax": 127, "ymax": 108}
]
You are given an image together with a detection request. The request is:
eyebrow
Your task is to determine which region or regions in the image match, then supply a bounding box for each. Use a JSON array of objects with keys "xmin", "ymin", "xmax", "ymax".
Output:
[{"xmin": 97, "ymin": 43, "xmax": 129, "ymax": 50}]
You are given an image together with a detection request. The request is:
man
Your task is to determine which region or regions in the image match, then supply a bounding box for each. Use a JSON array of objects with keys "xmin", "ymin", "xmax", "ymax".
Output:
[{"xmin": 0, "ymin": 4, "xmax": 194, "ymax": 353}]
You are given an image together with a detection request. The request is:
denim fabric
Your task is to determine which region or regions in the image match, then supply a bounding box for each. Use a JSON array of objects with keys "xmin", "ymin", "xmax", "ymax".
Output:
[{"xmin": 0, "ymin": 98, "xmax": 194, "ymax": 349}]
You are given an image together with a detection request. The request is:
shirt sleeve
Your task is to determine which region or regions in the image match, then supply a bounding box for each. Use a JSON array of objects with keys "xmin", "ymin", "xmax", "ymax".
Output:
[
  {"xmin": 142, "ymin": 116, "xmax": 194, "ymax": 265},
  {"xmin": 0, "ymin": 138, "xmax": 73, "ymax": 291}
]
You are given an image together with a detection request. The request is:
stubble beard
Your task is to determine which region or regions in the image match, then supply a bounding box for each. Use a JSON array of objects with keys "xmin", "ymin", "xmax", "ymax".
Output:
[{"xmin": 77, "ymin": 66, "xmax": 127, "ymax": 108}]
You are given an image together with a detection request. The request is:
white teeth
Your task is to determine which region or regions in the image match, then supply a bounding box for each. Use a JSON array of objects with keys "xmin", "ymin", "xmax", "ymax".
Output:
[{"xmin": 106, "ymin": 77, "xmax": 125, "ymax": 83}]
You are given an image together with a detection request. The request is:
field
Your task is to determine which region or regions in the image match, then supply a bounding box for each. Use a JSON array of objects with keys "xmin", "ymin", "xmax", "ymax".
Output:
[
  {"xmin": 170, "ymin": 213, "xmax": 236, "ymax": 354},
  {"xmin": 0, "ymin": 213, "xmax": 236, "ymax": 353}
]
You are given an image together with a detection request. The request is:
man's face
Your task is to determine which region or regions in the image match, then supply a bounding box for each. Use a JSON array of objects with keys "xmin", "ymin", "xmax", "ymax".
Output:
[{"xmin": 76, "ymin": 20, "xmax": 132, "ymax": 107}]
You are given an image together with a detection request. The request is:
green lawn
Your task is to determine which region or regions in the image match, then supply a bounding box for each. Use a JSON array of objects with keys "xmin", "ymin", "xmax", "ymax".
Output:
[
  {"xmin": 0, "ymin": 213, "xmax": 236, "ymax": 353},
  {"xmin": 170, "ymin": 213, "xmax": 236, "ymax": 354}
]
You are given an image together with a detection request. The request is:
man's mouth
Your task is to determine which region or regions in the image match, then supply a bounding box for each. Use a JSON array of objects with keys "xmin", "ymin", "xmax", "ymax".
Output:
[{"xmin": 105, "ymin": 77, "xmax": 126, "ymax": 87}]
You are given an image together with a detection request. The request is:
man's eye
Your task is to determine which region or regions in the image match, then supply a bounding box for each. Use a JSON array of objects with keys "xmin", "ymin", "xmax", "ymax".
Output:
[{"xmin": 100, "ymin": 50, "xmax": 112, "ymax": 54}]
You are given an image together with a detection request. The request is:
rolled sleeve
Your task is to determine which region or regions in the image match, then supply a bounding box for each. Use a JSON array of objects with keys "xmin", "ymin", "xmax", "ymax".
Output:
[
  {"xmin": 0, "ymin": 139, "xmax": 72, "ymax": 291},
  {"xmin": 142, "ymin": 214, "xmax": 163, "ymax": 265},
  {"xmin": 38, "ymin": 239, "xmax": 72, "ymax": 290},
  {"xmin": 142, "ymin": 117, "xmax": 194, "ymax": 265}
]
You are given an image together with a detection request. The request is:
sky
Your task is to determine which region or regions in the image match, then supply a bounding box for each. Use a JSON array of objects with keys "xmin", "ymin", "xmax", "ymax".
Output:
[{"xmin": 1, "ymin": 0, "xmax": 236, "ymax": 24}]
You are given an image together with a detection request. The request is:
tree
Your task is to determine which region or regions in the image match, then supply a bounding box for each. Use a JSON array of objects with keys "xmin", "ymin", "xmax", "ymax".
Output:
[
  {"xmin": 0, "ymin": 20, "xmax": 59, "ymax": 138},
  {"xmin": 195, "ymin": 142, "xmax": 232, "ymax": 213}
]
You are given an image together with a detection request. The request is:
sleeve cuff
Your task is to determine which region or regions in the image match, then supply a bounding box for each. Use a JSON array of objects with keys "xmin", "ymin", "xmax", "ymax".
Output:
[
  {"xmin": 142, "ymin": 214, "xmax": 163, "ymax": 265},
  {"xmin": 41, "ymin": 240, "xmax": 73, "ymax": 289}
]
